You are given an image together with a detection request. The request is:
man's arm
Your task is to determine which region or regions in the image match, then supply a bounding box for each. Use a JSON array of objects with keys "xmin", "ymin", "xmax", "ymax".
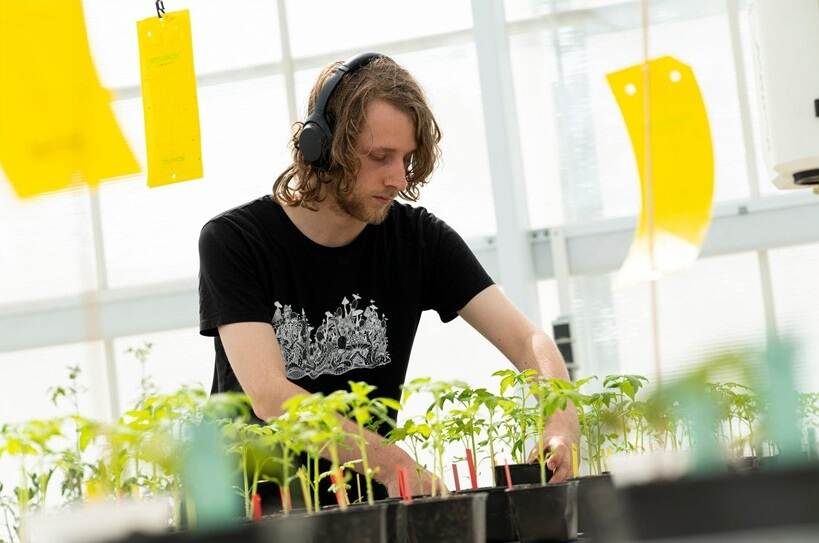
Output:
[
  {"xmin": 218, "ymin": 322, "xmax": 437, "ymax": 496},
  {"xmin": 457, "ymin": 285, "xmax": 580, "ymax": 482}
]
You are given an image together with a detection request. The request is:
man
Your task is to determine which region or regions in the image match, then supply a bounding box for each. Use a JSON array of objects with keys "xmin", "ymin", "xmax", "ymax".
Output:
[{"xmin": 198, "ymin": 53, "xmax": 578, "ymax": 502}]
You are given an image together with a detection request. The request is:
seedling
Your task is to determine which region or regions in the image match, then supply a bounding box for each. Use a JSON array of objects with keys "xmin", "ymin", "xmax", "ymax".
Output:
[
  {"xmin": 401, "ymin": 378, "xmax": 456, "ymax": 496},
  {"xmin": 386, "ymin": 418, "xmax": 431, "ymax": 494},
  {"xmin": 338, "ymin": 382, "xmax": 400, "ymax": 505},
  {"xmin": 494, "ymin": 369, "xmax": 539, "ymax": 464}
]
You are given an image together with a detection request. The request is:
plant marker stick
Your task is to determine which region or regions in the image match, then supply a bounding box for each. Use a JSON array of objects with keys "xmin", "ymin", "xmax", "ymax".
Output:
[
  {"xmin": 251, "ymin": 493, "xmax": 261, "ymax": 521},
  {"xmin": 331, "ymin": 470, "xmax": 348, "ymax": 510},
  {"xmin": 330, "ymin": 471, "xmax": 340, "ymax": 504},
  {"xmin": 396, "ymin": 465, "xmax": 405, "ymax": 498},
  {"xmin": 398, "ymin": 466, "xmax": 412, "ymax": 502},
  {"xmin": 465, "ymin": 448, "xmax": 478, "ymax": 489},
  {"xmin": 452, "ymin": 464, "xmax": 461, "ymax": 492},
  {"xmin": 504, "ymin": 459, "xmax": 513, "ymax": 489}
]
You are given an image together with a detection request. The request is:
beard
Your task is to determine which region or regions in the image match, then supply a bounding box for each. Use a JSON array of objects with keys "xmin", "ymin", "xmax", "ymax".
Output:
[{"xmin": 335, "ymin": 188, "xmax": 393, "ymax": 225}]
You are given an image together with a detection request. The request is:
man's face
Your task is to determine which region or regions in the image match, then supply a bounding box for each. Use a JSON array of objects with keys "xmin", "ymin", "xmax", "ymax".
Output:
[{"xmin": 335, "ymin": 99, "xmax": 416, "ymax": 225}]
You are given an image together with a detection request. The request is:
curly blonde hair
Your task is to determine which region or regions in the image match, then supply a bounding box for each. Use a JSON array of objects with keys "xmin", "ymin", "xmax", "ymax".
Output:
[{"xmin": 273, "ymin": 56, "xmax": 442, "ymax": 208}]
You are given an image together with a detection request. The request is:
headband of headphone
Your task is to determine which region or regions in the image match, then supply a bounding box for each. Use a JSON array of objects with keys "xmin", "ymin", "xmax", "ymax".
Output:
[{"xmin": 297, "ymin": 52, "xmax": 384, "ymax": 170}]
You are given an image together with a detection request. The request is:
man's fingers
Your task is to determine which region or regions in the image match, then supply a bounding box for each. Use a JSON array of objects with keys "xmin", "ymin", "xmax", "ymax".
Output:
[
  {"xmin": 548, "ymin": 457, "xmax": 573, "ymax": 483},
  {"xmin": 546, "ymin": 442, "xmax": 569, "ymax": 469},
  {"xmin": 549, "ymin": 465, "xmax": 572, "ymax": 483}
]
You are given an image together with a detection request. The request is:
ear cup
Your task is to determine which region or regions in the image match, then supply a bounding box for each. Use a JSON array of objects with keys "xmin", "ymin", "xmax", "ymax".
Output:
[
  {"xmin": 298, "ymin": 119, "xmax": 331, "ymax": 169},
  {"xmin": 297, "ymin": 52, "xmax": 385, "ymax": 171}
]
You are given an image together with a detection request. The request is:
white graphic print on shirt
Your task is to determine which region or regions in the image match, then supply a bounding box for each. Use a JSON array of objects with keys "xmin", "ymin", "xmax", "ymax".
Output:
[{"xmin": 272, "ymin": 294, "xmax": 391, "ymax": 379}]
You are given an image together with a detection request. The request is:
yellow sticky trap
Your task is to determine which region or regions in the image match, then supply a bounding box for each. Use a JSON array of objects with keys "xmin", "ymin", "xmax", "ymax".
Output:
[
  {"xmin": 571, "ymin": 442, "xmax": 579, "ymax": 478},
  {"xmin": 0, "ymin": 0, "xmax": 140, "ymax": 198},
  {"xmin": 137, "ymin": 10, "xmax": 203, "ymax": 188},
  {"xmin": 607, "ymin": 56, "xmax": 714, "ymax": 284}
]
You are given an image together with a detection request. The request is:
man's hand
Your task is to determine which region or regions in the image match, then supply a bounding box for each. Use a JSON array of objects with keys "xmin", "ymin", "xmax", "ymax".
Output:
[
  {"xmin": 528, "ymin": 408, "xmax": 580, "ymax": 483},
  {"xmin": 381, "ymin": 455, "xmax": 445, "ymax": 497},
  {"xmin": 458, "ymin": 286, "xmax": 581, "ymax": 483}
]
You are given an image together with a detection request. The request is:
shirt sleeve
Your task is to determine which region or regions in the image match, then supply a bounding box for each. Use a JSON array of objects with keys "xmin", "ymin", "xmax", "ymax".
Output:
[
  {"xmin": 198, "ymin": 219, "xmax": 272, "ymax": 337},
  {"xmin": 420, "ymin": 210, "xmax": 495, "ymax": 323}
]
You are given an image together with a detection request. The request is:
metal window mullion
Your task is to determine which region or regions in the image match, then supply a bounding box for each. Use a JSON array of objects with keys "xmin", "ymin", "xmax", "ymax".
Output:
[
  {"xmin": 471, "ymin": 0, "xmax": 541, "ymax": 324},
  {"xmin": 726, "ymin": 0, "xmax": 779, "ymax": 341},
  {"xmin": 276, "ymin": 0, "xmax": 299, "ymax": 125},
  {"xmin": 88, "ymin": 188, "xmax": 121, "ymax": 421}
]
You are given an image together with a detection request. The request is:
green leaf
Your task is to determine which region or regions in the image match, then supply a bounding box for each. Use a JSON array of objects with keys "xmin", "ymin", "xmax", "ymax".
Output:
[
  {"xmin": 353, "ymin": 407, "xmax": 371, "ymax": 426},
  {"xmin": 378, "ymin": 398, "xmax": 401, "ymax": 412}
]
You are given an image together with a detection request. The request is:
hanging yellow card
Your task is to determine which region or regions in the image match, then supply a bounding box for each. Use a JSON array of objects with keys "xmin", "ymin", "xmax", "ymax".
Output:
[
  {"xmin": 0, "ymin": 0, "xmax": 140, "ymax": 198},
  {"xmin": 137, "ymin": 10, "xmax": 203, "ymax": 188},
  {"xmin": 607, "ymin": 56, "xmax": 714, "ymax": 285}
]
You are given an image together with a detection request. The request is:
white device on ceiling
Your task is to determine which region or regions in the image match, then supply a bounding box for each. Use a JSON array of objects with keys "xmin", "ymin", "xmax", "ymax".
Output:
[{"xmin": 750, "ymin": 0, "xmax": 819, "ymax": 192}]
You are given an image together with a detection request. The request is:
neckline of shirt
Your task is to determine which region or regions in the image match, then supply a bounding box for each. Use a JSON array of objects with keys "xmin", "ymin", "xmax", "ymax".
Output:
[{"xmin": 265, "ymin": 195, "xmax": 376, "ymax": 254}]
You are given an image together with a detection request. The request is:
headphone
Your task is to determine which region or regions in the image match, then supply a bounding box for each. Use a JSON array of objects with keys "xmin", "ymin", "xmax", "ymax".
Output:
[{"xmin": 297, "ymin": 52, "xmax": 385, "ymax": 171}]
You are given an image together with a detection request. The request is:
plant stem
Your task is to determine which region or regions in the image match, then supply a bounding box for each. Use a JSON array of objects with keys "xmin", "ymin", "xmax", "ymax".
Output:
[
  {"xmin": 356, "ymin": 427, "xmax": 375, "ymax": 505},
  {"xmin": 242, "ymin": 448, "xmax": 250, "ymax": 518},
  {"xmin": 518, "ymin": 386, "xmax": 528, "ymax": 461},
  {"xmin": 298, "ymin": 468, "xmax": 313, "ymax": 514},
  {"xmin": 283, "ymin": 449, "xmax": 291, "ymax": 514},
  {"xmin": 2, "ymin": 503, "xmax": 16, "ymax": 543},
  {"xmin": 18, "ymin": 461, "xmax": 29, "ymax": 518},
  {"xmin": 537, "ymin": 411, "xmax": 546, "ymax": 486},
  {"xmin": 621, "ymin": 404, "xmax": 629, "ymax": 452},
  {"xmin": 468, "ymin": 431, "xmax": 478, "ymax": 478},
  {"xmin": 313, "ymin": 455, "xmax": 320, "ymax": 510},
  {"xmin": 637, "ymin": 421, "xmax": 644, "ymax": 453},
  {"xmin": 410, "ymin": 440, "xmax": 423, "ymax": 495},
  {"xmin": 487, "ymin": 413, "xmax": 498, "ymax": 482}
]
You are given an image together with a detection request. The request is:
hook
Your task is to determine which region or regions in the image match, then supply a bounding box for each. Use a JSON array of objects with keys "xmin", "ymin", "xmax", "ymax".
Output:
[{"xmin": 155, "ymin": 0, "xmax": 166, "ymax": 19}]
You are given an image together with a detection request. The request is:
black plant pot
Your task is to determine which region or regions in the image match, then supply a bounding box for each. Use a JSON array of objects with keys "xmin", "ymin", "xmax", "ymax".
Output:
[
  {"xmin": 371, "ymin": 498, "xmax": 403, "ymax": 543},
  {"xmin": 400, "ymin": 493, "xmax": 487, "ymax": 543},
  {"xmin": 108, "ymin": 503, "xmax": 388, "ymax": 543},
  {"xmin": 457, "ymin": 487, "xmax": 516, "ymax": 543},
  {"xmin": 108, "ymin": 523, "xmax": 264, "ymax": 543},
  {"xmin": 727, "ymin": 455, "xmax": 781, "ymax": 473},
  {"xmin": 570, "ymin": 473, "xmax": 613, "ymax": 537},
  {"xmin": 506, "ymin": 481, "xmax": 578, "ymax": 543},
  {"xmin": 608, "ymin": 463, "xmax": 819, "ymax": 541},
  {"xmin": 493, "ymin": 463, "xmax": 553, "ymax": 486},
  {"xmin": 264, "ymin": 502, "xmax": 387, "ymax": 543}
]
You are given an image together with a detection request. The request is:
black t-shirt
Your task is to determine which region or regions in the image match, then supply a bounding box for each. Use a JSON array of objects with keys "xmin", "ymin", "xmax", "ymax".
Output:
[{"xmin": 198, "ymin": 195, "xmax": 494, "ymax": 410}]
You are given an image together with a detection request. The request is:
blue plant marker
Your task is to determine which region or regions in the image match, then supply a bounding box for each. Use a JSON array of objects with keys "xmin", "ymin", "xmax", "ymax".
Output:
[
  {"xmin": 762, "ymin": 338, "xmax": 804, "ymax": 467},
  {"xmin": 182, "ymin": 420, "xmax": 242, "ymax": 530},
  {"xmin": 676, "ymin": 382, "xmax": 723, "ymax": 475}
]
